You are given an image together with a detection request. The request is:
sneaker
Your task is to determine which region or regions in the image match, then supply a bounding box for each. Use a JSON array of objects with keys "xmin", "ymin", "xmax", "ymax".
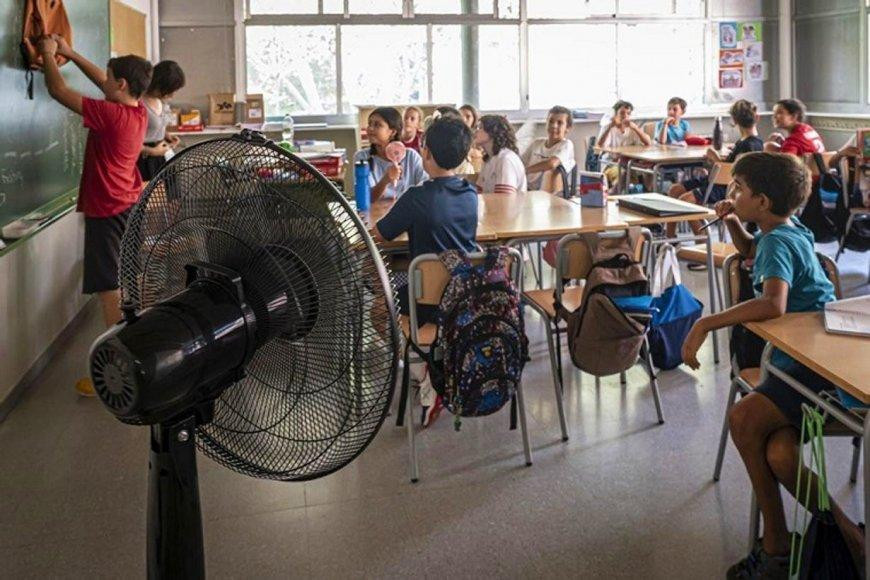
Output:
[
  {"xmin": 726, "ymin": 542, "xmax": 789, "ymax": 580},
  {"xmin": 75, "ymin": 377, "xmax": 96, "ymax": 397},
  {"xmin": 422, "ymin": 395, "xmax": 443, "ymax": 428},
  {"xmin": 687, "ymin": 262, "xmax": 708, "ymax": 271}
]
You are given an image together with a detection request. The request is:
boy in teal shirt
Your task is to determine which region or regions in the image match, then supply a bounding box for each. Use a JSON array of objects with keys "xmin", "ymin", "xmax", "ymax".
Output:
[{"xmin": 681, "ymin": 152, "xmax": 862, "ymax": 578}]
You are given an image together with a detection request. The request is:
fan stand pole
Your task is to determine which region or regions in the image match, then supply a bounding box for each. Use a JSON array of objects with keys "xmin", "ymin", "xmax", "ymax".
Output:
[{"xmin": 147, "ymin": 415, "xmax": 206, "ymax": 580}]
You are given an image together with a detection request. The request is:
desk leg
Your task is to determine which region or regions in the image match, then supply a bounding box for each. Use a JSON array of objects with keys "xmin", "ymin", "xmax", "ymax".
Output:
[
  {"xmin": 864, "ymin": 412, "xmax": 870, "ymax": 580},
  {"xmin": 624, "ymin": 160, "xmax": 632, "ymax": 194},
  {"xmin": 705, "ymin": 233, "xmax": 720, "ymax": 364}
]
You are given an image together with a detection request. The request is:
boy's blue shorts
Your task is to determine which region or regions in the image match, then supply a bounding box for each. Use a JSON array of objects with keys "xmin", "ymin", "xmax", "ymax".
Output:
[{"xmin": 755, "ymin": 359, "xmax": 839, "ymax": 428}]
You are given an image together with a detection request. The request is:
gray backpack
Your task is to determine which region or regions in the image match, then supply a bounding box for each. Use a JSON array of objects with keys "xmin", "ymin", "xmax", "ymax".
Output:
[{"xmin": 553, "ymin": 228, "xmax": 649, "ymax": 377}]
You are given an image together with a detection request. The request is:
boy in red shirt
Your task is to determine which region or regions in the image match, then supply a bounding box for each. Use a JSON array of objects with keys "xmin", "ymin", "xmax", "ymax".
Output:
[{"xmin": 38, "ymin": 35, "xmax": 152, "ymax": 396}]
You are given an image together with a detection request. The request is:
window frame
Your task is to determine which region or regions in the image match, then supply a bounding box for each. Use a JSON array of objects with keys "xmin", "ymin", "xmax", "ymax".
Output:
[{"xmin": 240, "ymin": 0, "xmax": 764, "ymax": 121}]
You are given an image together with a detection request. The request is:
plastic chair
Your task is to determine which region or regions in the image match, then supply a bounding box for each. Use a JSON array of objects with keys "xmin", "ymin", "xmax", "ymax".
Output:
[{"xmin": 400, "ymin": 248, "xmax": 531, "ymax": 483}]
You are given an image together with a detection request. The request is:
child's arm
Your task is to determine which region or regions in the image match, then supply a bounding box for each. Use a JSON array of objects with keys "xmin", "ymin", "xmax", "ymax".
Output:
[
  {"xmin": 371, "ymin": 164, "xmax": 401, "ymax": 202},
  {"xmin": 628, "ymin": 122, "xmax": 652, "ymax": 146},
  {"xmin": 38, "ymin": 37, "xmax": 83, "ymax": 114},
  {"xmin": 596, "ymin": 123, "xmax": 614, "ymax": 148},
  {"xmin": 681, "ymin": 277, "xmax": 788, "ymax": 369},
  {"xmin": 52, "ymin": 34, "xmax": 107, "ymax": 89},
  {"xmin": 657, "ymin": 119, "xmax": 671, "ymax": 144},
  {"xmin": 525, "ymin": 157, "xmax": 562, "ymax": 174}
]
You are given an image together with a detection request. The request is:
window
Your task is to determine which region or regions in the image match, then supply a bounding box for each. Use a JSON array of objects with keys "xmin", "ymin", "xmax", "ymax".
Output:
[
  {"xmin": 341, "ymin": 26, "xmax": 428, "ymax": 108},
  {"xmin": 528, "ymin": 24, "xmax": 616, "ymax": 109},
  {"xmin": 432, "ymin": 25, "xmax": 464, "ymax": 103},
  {"xmin": 527, "ymin": 1, "xmax": 615, "ymax": 19},
  {"xmin": 477, "ymin": 25, "xmax": 520, "ymax": 110},
  {"xmin": 246, "ymin": 26, "xmax": 337, "ymax": 116},
  {"xmin": 243, "ymin": 3, "xmax": 728, "ymax": 117},
  {"xmin": 616, "ymin": 22, "xmax": 705, "ymax": 110}
]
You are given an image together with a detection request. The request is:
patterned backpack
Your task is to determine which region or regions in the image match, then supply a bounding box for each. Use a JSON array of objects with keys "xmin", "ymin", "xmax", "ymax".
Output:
[{"xmin": 415, "ymin": 247, "xmax": 528, "ymax": 431}]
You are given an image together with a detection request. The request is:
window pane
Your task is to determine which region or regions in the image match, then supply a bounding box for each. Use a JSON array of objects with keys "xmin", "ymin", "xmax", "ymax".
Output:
[
  {"xmin": 477, "ymin": 25, "xmax": 519, "ymax": 110},
  {"xmin": 675, "ymin": 0, "xmax": 704, "ymax": 16},
  {"xmin": 323, "ymin": 0, "xmax": 344, "ymax": 13},
  {"xmin": 249, "ymin": 0, "xmax": 317, "ymax": 14},
  {"xmin": 415, "ymin": 0, "xmax": 462, "ymax": 13},
  {"xmin": 528, "ymin": 24, "xmax": 616, "ymax": 109},
  {"xmin": 528, "ymin": 0, "xmax": 615, "ymax": 18},
  {"xmin": 246, "ymin": 26, "xmax": 337, "ymax": 116},
  {"xmin": 341, "ymin": 25, "xmax": 428, "ymax": 109},
  {"xmin": 618, "ymin": 0, "xmax": 672, "ymax": 15},
  {"xmin": 432, "ymin": 25, "xmax": 463, "ymax": 104},
  {"xmin": 616, "ymin": 22, "xmax": 704, "ymax": 110},
  {"xmin": 348, "ymin": 0, "xmax": 402, "ymax": 13},
  {"xmin": 497, "ymin": 0, "xmax": 519, "ymax": 18}
]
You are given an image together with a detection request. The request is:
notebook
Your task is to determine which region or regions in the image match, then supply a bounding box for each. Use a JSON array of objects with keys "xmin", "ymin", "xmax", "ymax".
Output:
[
  {"xmin": 617, "ymin": 193, "xmax": 705, "ymax": 217},
  {"xmin": 824, "ymin": 296, "xmax": 870, "ymax": 337}
]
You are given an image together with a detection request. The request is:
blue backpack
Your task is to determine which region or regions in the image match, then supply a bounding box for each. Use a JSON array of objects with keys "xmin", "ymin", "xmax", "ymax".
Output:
[{"xmin": 647, "ymin": 245, "xmax": 703, "ymax": 370}]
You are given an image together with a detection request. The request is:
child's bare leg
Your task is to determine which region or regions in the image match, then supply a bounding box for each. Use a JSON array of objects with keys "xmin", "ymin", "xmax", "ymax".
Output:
[
  {"xmin": 665, "ymin": 184, "xmax": 687, "ymax": 238},
  {"xmin": 729, "ymin": 392, "xmax": 793, "ymax": 556},
  {"xmin": 765, "ymin": 426, "xmax": 865, "ymax": 568},
  {"xmin": 98, "ymin": 289, "xmax": 122, "ymax": 328}
]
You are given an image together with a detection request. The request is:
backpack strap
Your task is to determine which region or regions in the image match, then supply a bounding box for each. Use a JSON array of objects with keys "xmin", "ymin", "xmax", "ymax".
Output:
[{"xmin": 439, "ymin": 249, "xmax": 470, "ymax": 276}]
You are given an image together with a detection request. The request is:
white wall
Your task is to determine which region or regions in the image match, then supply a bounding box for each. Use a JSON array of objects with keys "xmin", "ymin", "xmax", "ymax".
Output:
[{"xmin": 0, "ymin": 211, "xmax": 90, "ymax": 407}]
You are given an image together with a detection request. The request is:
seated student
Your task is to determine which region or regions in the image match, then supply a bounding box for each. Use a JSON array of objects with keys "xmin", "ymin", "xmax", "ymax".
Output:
[
  {"xmin": 655, "ymin": 97, "xmax": 691, "ymax": 144},
  {"xmin": 522, "ymin": 105, "xmax": 576, "ymax": 191},
  {"xmin": 460, "ymin": 103, "xmax": 484, "ymax": 173},
  {"xmin": 828, "ymin": 135, "xmax": 870, "ymax": 208},
  {"xmin": 665, "ymin": 99, "xmax": 763, "ymax": 238},
  {"xmin": 138, "ymin": 60, "xmax": 186, "ymax": 181},
  {"xmin": 597, "ymin": 99, "xmax": 652, "ymax": 187},
  {"xmin": 37, "ymin": 34, "xmax": 152, "ymax": 396},
  {"xmin": 475, "ymin": 114, "xmax": 527, "ymax": 194},
  {"xmin": 421, "ymin": 107, "xmax": 475, "ymax": 174},
  {"xmin": 374, "ymin": 117, "xmax": 478, "ymax": 426},
  {"xmin": 764, "ymin": 98, "xmax": 825, "ymax": 155},
  {"xmin": 354, "ymin": 106, "xmax": 428, "ymax": 201},
  {"xmin": 401, "ymin": 105, "xmax": 424, "ymax": 152},
  {"xmin": 681, "ymin": 152, "xmax": 864, "ymax": 578}
]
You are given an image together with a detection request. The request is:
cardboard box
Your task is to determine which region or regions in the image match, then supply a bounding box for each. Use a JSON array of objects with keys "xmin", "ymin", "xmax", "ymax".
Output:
[
  {"xmin": 245, "ymin": 94, "xmax": 265, "ymax": 123},
  {"xmin": 178, "ymin": 109, "xmax": 203, "ymax": 132},
  {"xmin": 209, "ymin": 93, "xmax": 235, "ymax": 125}
]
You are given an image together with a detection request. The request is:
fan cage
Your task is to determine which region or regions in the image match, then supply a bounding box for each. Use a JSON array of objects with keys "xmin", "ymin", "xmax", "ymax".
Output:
[{"xmin": 119, "ymin": 133, "xmax": 399, "ymax": 481}]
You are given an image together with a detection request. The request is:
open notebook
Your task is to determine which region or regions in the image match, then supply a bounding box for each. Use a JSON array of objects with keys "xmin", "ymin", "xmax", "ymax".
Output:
[{"xmin": 824, "ymin": 296, "xmax": 870, "ymax": 337}]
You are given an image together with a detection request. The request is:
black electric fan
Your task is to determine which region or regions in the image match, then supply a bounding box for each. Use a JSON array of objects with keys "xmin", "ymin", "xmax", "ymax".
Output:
[{"xmin": 88, "ymin": 131, "xmax": 399, "ymax": 578}]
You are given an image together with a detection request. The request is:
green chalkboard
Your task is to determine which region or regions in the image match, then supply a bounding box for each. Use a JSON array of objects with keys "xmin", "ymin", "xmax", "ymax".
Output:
[{"xmin": 0, "ymin": 0, "xmax": 109, "ymax": 230}]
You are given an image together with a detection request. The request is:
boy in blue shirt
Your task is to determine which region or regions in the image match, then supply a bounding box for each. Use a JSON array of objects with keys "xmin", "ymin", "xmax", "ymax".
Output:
[
  {"xmin": 681, "ymin": 152, "xmax": 862, "ymax": 578},
  {"xmin": 655, "ymin": 96, "xmax": 691, "ymax": 144},
  {"xmin": 374, "ymin": 116, "xmax": 478, "ymax": 426}
]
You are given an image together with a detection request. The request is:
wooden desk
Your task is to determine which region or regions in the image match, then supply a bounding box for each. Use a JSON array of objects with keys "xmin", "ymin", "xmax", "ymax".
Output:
[
  {"xmin": 478, "ymin": 190, "xmax": 629, "ymax": 239},
  {"xmin": 596, "ymin": 144, "xmax": 712, "ymax": 193},
  {"xmin": 744, "ymin": 312, "xmax": 870, "ymax": 578},
  {"xmin": 745, "ymin": 312, "xmax": 870, "ymax": 404}
]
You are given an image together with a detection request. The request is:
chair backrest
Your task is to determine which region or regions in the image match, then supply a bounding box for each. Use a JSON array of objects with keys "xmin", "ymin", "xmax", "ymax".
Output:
[
  {"xmin": 816, "ymin": 252, "xmax": 843, "ymax": 299},
  {"xmin": 723, "ymin": 251, "xmax": 843, "ymax": 307},
  {"xmin": 711, "ymin": 162, "xmax": 733, "ymax": 186},
  {"xmin": 555, "ymin": 228, "xmax": 650, "ymax": 286},
  {"xmin": 406, "ymin": 248, "xmax": 523, "ymax": 336},
  {"xmin": 642, "ymin": 121, "xmax": 656, "ymax": 140}
]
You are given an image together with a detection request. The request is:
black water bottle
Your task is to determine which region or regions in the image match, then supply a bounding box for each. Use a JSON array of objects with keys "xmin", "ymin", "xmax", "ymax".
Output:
[{"xmin": 712, "ymin": 116, "xmax": 723, "ymax": 151}]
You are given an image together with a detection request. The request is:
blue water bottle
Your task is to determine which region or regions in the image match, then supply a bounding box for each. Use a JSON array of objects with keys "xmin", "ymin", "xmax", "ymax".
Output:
[{"xmin": 354, "ymin": 160, "xmax": 371, "ymax": 211}]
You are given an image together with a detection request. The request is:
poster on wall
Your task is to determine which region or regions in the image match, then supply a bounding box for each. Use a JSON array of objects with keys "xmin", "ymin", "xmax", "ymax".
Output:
[
  {"xmin": 719, "ymin": 22, "xmax": 738, "ymax": 48},
  {"xmin": 746, "ymin": 62, "xmax": 767, "ymax": 82},
  {"xmin": 719, "ymin": 49, "xmax": 745, "ymax": 69},
  {"xmin": 738, "ymin": 21, "xmax": 762, "ymax": 43},
  {"xmin": 719, "ymin": 69, "xmax": 744, "ymax": 89},
  {"xmin": 745, "ymin": 42, "xmax": 763, "ymax": 62}
]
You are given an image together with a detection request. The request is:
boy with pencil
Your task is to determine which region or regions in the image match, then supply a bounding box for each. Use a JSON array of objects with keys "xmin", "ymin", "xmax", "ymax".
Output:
[
  {"xmin": 681, "ymin": 152, "xmax": 863, "ymax": 578},
  {"xmin": 38, "ymin": 35, "xmax": 152, "ymax": 396}
]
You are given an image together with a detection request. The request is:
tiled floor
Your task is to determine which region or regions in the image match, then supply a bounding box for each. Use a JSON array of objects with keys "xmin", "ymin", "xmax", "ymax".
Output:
[{"xmin": 2, "ymin": 243, "xmax": 867, "ymax": 579}]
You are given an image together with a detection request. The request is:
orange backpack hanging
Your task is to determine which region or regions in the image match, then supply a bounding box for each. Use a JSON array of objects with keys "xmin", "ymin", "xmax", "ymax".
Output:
[{"xmin": 20, "ymin": 0, "xmax": 73, "ymax": 98}]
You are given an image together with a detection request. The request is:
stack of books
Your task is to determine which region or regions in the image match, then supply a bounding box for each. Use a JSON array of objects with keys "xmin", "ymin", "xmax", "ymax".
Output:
[{"xmin": 295, "ymin": 141, "xmax": 347, "ymax": 179}]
